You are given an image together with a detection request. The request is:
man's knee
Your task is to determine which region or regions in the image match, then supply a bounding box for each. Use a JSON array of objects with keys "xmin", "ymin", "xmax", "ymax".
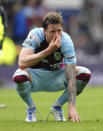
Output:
[
  {"xmin": 76, "ymin": 66, "xmax": 91, "ymax": 82},
  {"xmin": 13, "ymin": 69, "xmax": 30, "ymax": 83}
]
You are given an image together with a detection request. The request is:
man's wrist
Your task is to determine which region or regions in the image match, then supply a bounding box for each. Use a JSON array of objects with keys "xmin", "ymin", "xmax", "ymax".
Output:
[
  {"xmin": 69, "ymin": 103, "xmax": 76, "ymax": 109},
  {"xmin": 46, "ymin": 47, "xmax": 54, "ymax": 54}
]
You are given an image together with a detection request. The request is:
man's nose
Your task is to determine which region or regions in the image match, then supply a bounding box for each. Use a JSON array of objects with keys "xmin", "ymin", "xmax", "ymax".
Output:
[{"xmin": 55, "ymin": 31, "xmax": 59, "ymax": 36}]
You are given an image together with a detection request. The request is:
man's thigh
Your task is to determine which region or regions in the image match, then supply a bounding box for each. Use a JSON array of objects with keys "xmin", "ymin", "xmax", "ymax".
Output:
[{"xmin": 27, "ymin": 68, "xmax": 67, "ymax": 92}]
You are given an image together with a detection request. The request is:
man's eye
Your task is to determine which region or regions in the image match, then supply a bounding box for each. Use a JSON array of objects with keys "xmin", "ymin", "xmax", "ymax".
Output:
[
  {"xmin": 51, "ymin": 31, "xmax": 55, "ymax": 33},
  {"xmin": 58, "ymin": 30, "xmax": 62, "ymax": 32}
]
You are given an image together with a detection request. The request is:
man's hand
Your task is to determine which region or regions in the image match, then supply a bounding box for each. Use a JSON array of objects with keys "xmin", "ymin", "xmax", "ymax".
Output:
[
  {"xmin": 68, "ymin": 104, "xmax": 81, "ymax": 122},
  {"xmin": 48, "ymin": 35, "xmax": 61, "ymax": 52}
]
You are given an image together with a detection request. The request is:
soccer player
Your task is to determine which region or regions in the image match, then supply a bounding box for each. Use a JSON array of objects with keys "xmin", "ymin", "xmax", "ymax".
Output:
[{"xmin": 13, "ymin": 12, "xmax": 91, "ymax": 122}]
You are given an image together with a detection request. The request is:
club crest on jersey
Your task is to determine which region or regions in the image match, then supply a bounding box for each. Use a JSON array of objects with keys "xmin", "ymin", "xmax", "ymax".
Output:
[{"xmin": 54, "ymin": 52, "xmax": 61, "ymax": 60}]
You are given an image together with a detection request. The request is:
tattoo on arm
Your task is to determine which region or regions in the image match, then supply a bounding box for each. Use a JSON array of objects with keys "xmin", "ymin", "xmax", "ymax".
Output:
[{"xmin": 65, "ymin": 64, "xmax": 76, "ymax": 105}]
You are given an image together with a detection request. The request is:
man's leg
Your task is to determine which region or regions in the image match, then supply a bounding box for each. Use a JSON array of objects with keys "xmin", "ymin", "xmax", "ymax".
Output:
[
  {"xmin": 13, "ymin": 69, "xmax": 36, "ymax": 122},
  {"xmin": 76, "ymin": 66, "xmax": 91, "ymax": 95},
  {"xmin": 53, "ymin": 66, "xmax": 91, "ymax": 107},
  {"xmin": 51, "ymin": 66, "xmax": 91, "ymax": 121},
  {"xmin": 51, "ymin": 88, "xmax": 67, "ymax": 121}
]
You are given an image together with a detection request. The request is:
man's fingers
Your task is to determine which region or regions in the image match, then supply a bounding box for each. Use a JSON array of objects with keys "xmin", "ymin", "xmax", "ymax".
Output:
[
  {"xmin": 77, "ymin": 116, "xmax": 82, "ymax": 122},
  {"xmin": 72, "ymin": 116, "xmax": 75, "ymax": 122},
  {"xmin": 68, "ymin": 115, "xmax": 71, "ymax": 121},
  {"xmin": 52, "ymin": 36, "xmax": 57, "ymax": 42},
  {"xmin": 74, "ymin": 115, "xmax": 82, "ymax": 122},
  {"xmin": 69, "ymin": 115, "xmax": 76, "ymax": 122},
  {"xmin": 75, "ymin": 116, "xmax": 81, "ymax": 122},
  {"xmin": 68, "ymin": 115, "xmax": 82, "ymax": 122}
]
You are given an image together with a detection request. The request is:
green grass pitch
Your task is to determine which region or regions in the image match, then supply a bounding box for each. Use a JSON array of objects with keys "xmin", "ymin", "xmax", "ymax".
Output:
[{"xmin": 0, "ymin": 86, "xmax": 103, "ymax": 131}]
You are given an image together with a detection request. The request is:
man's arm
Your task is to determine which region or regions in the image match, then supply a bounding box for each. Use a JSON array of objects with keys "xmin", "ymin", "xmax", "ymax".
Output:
[
  {"xmin": 19, "ymin": 35, "xmax": 61, "ymax": 69},
  {"xmin": 65, "ymin": 63, "xmax": 81, "ymax": 122},
  {"xmin": 18, "ymin": 47, "xmax": 51, "ymax": 69}
]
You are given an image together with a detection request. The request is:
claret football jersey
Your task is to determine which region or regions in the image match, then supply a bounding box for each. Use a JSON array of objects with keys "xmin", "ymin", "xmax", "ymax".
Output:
[{"xmin": 23, "ymin": 28, "xmax": 76, "ymax": 70}]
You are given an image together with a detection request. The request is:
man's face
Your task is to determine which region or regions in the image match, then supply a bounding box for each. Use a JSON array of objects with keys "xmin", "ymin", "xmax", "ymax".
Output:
[{"xmin": 43, "ymin": 24, "xmax": 63, "ymax": 43}]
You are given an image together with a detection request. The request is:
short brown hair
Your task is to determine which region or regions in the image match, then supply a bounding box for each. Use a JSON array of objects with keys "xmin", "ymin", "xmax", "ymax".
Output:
[{"xmin": 42, "ymin": 12, "xmax": 63, "ymax": 30}]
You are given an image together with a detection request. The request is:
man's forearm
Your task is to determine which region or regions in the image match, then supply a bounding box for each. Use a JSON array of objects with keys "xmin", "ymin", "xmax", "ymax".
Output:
[
  {"xmin": 19, "ymin": 47, "xmax": 53, "ymax": 70},
  {"xmin": 65, "ymin": 64, "xmax": 76, "ymax": 106}
]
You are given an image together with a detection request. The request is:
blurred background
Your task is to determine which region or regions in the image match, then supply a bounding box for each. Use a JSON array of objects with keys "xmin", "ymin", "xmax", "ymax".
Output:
[{"xmin": 0, "ymin": 0, "xmax": 103, "ymax": 87}]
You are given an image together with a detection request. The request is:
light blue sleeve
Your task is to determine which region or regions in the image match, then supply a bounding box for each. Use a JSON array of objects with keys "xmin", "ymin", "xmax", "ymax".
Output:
[
  {"xmin": 61, "ymin": 32, "xmax": 77, "ymax": 64},
  {"xmin": 22, "ymin": 28, "xmax": 44, "ymax": 51}
]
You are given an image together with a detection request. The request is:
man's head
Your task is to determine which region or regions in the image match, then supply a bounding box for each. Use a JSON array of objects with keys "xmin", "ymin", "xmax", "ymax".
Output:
[{"xmin": 42, "ymin": 12, "xmax": 63, "ymax": 43}]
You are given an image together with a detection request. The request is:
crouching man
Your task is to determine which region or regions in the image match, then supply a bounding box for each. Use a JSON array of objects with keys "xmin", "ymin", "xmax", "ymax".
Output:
[{"xmin": 13, "ymin": 12, "xmax": 91, "ymax": 122}]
